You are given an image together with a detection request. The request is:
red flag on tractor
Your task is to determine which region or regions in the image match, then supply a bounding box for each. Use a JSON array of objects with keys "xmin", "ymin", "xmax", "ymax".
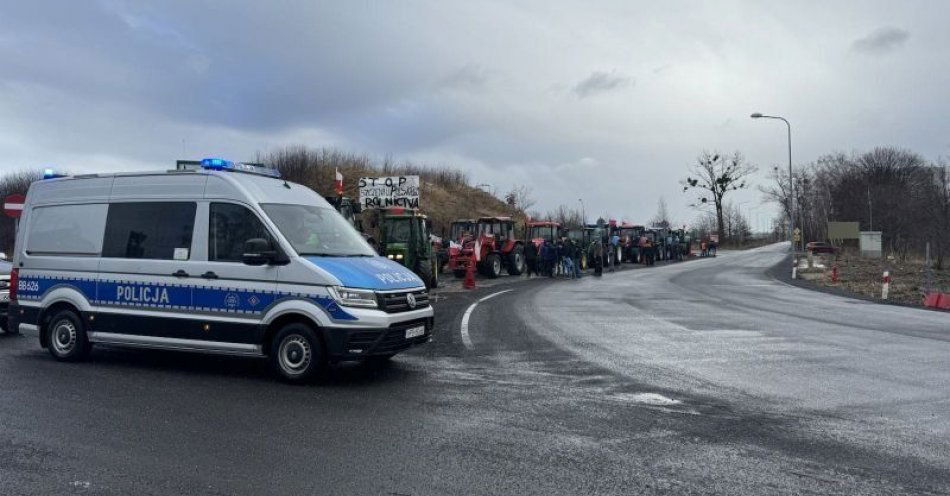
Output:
[{"xmin": 334, "ymin": 168, "xmax": 344, "ymax": 195}]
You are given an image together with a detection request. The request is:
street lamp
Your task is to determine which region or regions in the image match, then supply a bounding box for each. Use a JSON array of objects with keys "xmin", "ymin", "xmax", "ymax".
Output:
[{"xmin": 751, "ymin": 112, "xmax": 796, "ymax": 251}]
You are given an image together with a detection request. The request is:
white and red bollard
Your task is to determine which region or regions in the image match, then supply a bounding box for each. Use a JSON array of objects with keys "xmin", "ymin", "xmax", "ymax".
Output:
[{"xmin": 881, "ymin": 270, "xmax": 890, "ymax": 300}]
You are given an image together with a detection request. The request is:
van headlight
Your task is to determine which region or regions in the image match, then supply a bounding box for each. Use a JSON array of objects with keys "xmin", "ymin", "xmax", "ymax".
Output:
[
  {"xmin": 329, "ymin": 287, "xmax": 378, "ymax": 308},
  {"xmin": 395, "ymin": 253, "xmax": 403, "ymax": 260}
]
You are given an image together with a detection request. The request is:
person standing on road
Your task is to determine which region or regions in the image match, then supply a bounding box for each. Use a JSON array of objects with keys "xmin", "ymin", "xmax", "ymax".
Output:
[
  {"xmin": 608, "ymin": 232, "xmax": 620, "ymax": 272},
  {"xmin": 543, "ymin": 239, "xmax": 556, "ymax": 277},
  {"xmin": 539, "ymin": 240, "xmax": 549, "ymax": 276},
  {"xmin": 525, "ymin": 240, "xmax": 538, "ymax": 277},
  {"xmin": 562, "ymin": 237, "xmax": 575, "ymax": 279},
  {"xmin": 555, "ymin": 238, "xmax": 565, "ymax": 277},
  {"xmin": 591, "ymin": 235, "xmax": 604, "ymax": 277},
  {"xmin": 644, "ymin": 237, "xmax": 655, "ymax": 266},
  {"xmin": 571, "ymin": 238, "xmax": 582, "ymax": 279}
]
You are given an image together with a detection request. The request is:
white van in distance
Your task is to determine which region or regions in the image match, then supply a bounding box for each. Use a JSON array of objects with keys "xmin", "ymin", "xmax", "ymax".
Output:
[{"xmin": 6, "ymin": 159, "xmax": 433, "ymax": 382}]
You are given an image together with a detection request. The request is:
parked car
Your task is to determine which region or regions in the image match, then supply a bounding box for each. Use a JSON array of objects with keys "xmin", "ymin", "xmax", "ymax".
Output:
[{"xmin": 806, "ymin": 241, "xmax": 837, "ymax": 254}]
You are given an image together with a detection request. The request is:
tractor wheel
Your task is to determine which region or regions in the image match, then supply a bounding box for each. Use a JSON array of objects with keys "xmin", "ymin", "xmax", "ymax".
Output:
[
  {"xmin": 485, "ymin": 253, "xmax": 502, "ymax": 278},
  {"xmin": 506, "ymin": 246, "xmax": 525, "ymax": 276},
  {"xmin": 418, "ymin": 262, "xmax": 434, "ymax": 290}
]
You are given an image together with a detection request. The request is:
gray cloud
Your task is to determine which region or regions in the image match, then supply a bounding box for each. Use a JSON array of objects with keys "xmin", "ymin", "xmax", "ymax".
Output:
[
  {"xmin": 572, "ymin": 71, "xmax": 632, "ymax": 98},
  {"xmin": 439, "ymin": 64, "xmax": 490, "ymax": 91},
  {"xmin": 0, "ymin": 2, "xmax": 948, "ymax": 227},
  {"xmin": 852, "ymin": 27, "xmax": 909, "ymax": 54}
]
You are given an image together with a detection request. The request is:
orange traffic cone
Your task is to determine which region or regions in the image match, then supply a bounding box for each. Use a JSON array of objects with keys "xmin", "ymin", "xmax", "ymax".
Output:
[{"xmin": 463, "ymin": 254, "xmax": 477, "ymax": 290}]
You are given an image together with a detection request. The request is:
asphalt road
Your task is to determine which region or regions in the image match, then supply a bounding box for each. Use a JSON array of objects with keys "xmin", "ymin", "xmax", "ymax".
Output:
[{"xmin": 1, "ymin": 243, "xmax": 948, "ymax": 495}]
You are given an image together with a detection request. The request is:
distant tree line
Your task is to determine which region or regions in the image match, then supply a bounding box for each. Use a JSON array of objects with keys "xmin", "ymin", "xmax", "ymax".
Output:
[{"xmin": 761, "ymin": 146, "xmax": 950, "ymax": 267}]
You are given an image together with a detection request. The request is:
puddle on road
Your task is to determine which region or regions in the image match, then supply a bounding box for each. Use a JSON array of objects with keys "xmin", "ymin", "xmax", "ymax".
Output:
[
  {"xmin": 608, "ymin": 392, "xmax": 702, "ymax": 415},
  {"xmin": 612, "ymin": 392, "xmax": 682, "ymax": 406}
]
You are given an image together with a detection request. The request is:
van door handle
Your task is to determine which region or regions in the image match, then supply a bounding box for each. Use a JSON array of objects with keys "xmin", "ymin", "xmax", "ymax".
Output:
[
  {"xmin": 200, "ymin": 271, "xmax": 218, "ymax": 279},
  {"xmin": 172, "ymin": 270, "xmax": 190, "ymax": 278}
]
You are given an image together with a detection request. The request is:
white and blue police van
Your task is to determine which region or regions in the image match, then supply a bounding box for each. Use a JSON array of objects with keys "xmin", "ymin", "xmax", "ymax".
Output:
[{"xmin": 6, "ymin": 159, "xmax": 433, "ymax": 382}]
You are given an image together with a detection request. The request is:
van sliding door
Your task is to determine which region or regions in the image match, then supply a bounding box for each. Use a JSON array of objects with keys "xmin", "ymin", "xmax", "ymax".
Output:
[{"xmin": 94, "ymin": 202, "xmax": 199, "ymax": 339}]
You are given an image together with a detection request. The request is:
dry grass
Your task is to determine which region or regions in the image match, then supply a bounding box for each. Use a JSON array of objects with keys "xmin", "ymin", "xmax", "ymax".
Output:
[{"xmin": 811, "ymin": 252, "xmax": 950, "ymax": 306}]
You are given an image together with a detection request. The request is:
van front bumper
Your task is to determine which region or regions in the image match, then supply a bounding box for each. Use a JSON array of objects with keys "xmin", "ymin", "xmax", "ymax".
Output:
[{"xmin": 325, "ymin": 317, "xmax": 433, "ymax": 362}]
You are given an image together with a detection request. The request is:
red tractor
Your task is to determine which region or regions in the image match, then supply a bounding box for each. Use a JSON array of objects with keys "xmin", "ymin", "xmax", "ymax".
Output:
[
  {"xmin": 527, "ymin": 220, "xmax": 562, "ymax": 249},
  {"xmin": 449, "ymin": 216, "xmax": 526, "ymax": 278}
]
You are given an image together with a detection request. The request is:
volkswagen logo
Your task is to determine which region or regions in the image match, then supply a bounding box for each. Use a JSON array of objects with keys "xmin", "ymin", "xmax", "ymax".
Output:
[{"xmin": 406, "ymin": 292, "xmax": 417, "ymax": 309}]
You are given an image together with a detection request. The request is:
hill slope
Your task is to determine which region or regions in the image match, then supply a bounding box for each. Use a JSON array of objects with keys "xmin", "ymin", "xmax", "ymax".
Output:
[{"xmin": 264, "ymin": 146, "xmax": 521, "ymax": 237}]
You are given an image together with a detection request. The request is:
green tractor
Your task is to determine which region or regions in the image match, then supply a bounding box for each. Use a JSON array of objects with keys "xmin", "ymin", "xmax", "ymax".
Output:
[{"xmin": 379, "ymin": 208, "xmax": 439, "ymax": 289}]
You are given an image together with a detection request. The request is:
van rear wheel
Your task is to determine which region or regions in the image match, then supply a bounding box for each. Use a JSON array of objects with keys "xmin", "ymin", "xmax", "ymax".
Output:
[
  {"xmin": 46, "ymin": 309, "xmax": 91, "ymax": 362},
  {"xmin": 270, "ymin": 323, "xmax": 325, "ymax": 383}
]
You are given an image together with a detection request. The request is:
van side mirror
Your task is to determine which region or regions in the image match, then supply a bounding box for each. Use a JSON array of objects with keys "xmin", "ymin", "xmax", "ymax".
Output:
[{"xmin": 243, "ymin": 238, "xmax": 275, "ymax": 266}]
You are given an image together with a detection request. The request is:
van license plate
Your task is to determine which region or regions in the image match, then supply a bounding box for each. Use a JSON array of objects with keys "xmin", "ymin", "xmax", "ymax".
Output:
[{"xmin": 405, "ymin": 325, "xmax": 425, "ymax": 339}]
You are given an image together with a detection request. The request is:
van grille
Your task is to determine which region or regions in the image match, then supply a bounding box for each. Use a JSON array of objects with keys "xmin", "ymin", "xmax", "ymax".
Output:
[{"xmin": 377, "ymin": 289, "xmax": 429, "ymax": 313}]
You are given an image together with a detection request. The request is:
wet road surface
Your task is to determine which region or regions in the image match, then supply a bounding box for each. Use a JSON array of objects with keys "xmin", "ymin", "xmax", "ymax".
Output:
[{"xmin": 1, "ymin": 243, "xmax": 948, "ymax": 494}]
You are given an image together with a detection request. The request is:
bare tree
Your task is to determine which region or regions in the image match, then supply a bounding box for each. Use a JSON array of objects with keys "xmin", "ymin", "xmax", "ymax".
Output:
[
  {"xmin": 682, "ymin": 151, "xmax": 757, "ymax": 240},
  {"xmin": 544, "ymin": 204, "xmax": 584, "ymax": 229},
  {"xmin": 504, "ymin": 184, "xmax": 536, "ymax": 212},
  {"xmin": 650, "ymin": 197, "xmax": 671, "ymax": 228}
]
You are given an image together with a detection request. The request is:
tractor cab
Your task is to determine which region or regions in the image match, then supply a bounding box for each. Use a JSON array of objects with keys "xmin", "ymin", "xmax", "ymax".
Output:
[
  {"xmin": 448, "ymin": 216, "xmax": 525, "ymax": 278},
  {"xmin": 326, "ymin": 195, "xmax": 376, "ymax": 251},
  {"xmin": 379, "ymin": 208, "xmax": 438, "ymax": 289},
  {"xmin": 449, "ymin": 219, "xmax": 477, "ymax": 244},
  {"xmin": 619, "ymin": 223, "xmax": 645, "ymax": 262},
  {"xmin": 527, "ymin": 221, "xmax": 561, "ymax": 248},
  {"xmin": 324, "ymin": 196, "xmax": 361, "ymax": 228}
]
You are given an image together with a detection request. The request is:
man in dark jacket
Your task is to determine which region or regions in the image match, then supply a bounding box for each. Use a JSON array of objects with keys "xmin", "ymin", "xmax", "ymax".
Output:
[
  {"xmin": 590, "ymin": 236, "xmax": 604, "ymax": 276},
  {"xmin": 525, "ymin": 240, "xmax": 539, "ymax": 277},
  {"xmin": 543, "ymin": 239, "xmax": 557, "ymax": 277}
]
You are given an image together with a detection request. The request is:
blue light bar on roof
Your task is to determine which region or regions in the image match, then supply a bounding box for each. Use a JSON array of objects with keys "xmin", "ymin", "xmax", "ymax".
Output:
[
  {"xmin": 201, "ymin": 158, "xmax": 234, "ymax": 169},
  {"xmin": 42, "ymin": 168, "xmax": 67, "ymax": 180},
  {"xmin": 200, "ymin": 157, "xmax": 281, "ymax": 178}
]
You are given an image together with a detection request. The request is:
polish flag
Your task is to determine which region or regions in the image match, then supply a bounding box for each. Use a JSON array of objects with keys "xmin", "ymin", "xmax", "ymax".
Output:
[{"xmin": 334, "ymin": 168, "xmax": 344, "ymax": 195}]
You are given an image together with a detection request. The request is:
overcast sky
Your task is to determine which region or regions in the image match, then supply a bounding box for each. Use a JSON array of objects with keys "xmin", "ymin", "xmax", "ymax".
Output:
[{"xmin": 2, "ymin": 1, "xmax": 948, "ymax": 229}]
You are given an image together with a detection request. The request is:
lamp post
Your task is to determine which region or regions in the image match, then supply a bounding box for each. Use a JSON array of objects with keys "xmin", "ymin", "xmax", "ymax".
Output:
[
  {"xmin": 751, "ymin": 112, "xmax": 796, "ymax": 251},
  {"xmin": 578, "ymin": 198, "xmax": 586, "ymax": 225}
]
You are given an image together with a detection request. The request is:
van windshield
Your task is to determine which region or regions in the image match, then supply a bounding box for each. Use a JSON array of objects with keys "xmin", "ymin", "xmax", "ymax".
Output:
[{"xmin": 261, "ymin": 204, "xmax": 376, "ymax": 257}]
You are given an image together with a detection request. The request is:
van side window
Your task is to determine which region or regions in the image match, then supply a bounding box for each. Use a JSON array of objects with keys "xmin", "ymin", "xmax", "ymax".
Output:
[
  {"xmin": 209, "ymin": 203, "xmax": 272, "ymax": 262},
  {"xmin": 26, "ymin": 204, "xmax": 108, "ymax": 256},
  {"xmin": 102, "ymin": 202, "xmax": 197, "ymax": 260}
]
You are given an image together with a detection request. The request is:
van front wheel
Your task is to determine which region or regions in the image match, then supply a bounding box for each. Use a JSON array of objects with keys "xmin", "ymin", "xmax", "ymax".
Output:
[
  {"xmin": 46, "ymin": 309, "xmax": 90, "ymax": 362},
  {"xmin": 270, "ymin": 323, "xmax": 325, "ymax": 383}
]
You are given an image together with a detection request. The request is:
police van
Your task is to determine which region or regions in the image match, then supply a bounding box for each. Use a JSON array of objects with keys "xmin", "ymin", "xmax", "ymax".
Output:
[{"xmin": 6, "ymin": 159, "xmax": 433, "ymax": 382}]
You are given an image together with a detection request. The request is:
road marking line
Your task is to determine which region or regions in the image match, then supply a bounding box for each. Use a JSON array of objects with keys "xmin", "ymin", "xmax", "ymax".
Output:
[{"xmin": 460, "ymin": 289, "xmax": 513, "ymax": 349}]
